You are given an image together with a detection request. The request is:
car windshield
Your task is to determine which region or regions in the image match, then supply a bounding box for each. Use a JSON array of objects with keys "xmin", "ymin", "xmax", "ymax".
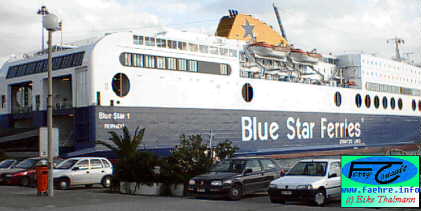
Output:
[
  {"xmin": 286, "ymin": 162, "xmax": 327, "ymax": 176},
  {"xmin": 55, "ymin": 159, "xmax": 78, "ymax": 169},
  {"xmin": 210, "ymin": 160, "xmax": 246, "ymax": 173},
  {"xmin": 0, "ymin": 160, "xmax": 14, "ymax": 168},
  {"xmin": 15, "ymin": 159, "xmax": 39, "ymax": 169}
]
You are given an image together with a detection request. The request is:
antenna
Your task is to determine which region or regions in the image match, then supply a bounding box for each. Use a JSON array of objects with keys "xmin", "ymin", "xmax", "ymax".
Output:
[
  {"xmin": 273, "ymin": 2, "xmax": 287, "ymax": 41},
  {"xmin": 387, "ymin": 37, "xmax": 405, "ymax": 61}
]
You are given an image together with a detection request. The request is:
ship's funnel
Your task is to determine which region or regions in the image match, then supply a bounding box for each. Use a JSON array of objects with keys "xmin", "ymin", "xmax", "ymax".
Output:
[{"xmin": 216, "ymin": 11, "xmax": 288, "ymax": 46}]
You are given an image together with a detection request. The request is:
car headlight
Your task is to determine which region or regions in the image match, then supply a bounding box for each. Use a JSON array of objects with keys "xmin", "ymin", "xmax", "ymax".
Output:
[
  {"xmin": 211, "ymin": 180, "xmax": 222, "ymax": 186},
  {"xmin": 188, "ymin": 179, "xmax": 196, "ymax": 185},
  {"xmin": 4, "ymin": 174, "xmax": 12, "ymax": 178},
  {"xmin": 297, "ymin": 184, "xmax": 313, "ymax": 190},
  {"xmin": 223, "ymin": 179, "xmax": 232, "ymax": 184},
  {"xmin": 269, "ymin": 183, "xmax": 278, "ymax": 189}
]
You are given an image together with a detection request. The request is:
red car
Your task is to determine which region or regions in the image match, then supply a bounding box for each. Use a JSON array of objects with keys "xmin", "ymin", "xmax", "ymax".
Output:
[
  {"xmin": 0, "ymin": 158, "xmax": 45, "ymax": 186},
  {"xmin": 0, "ymin": 157, "xmax": 62, "ymax": 186}
]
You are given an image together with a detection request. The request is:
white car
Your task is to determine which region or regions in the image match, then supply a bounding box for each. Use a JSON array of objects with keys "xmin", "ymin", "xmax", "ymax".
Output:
[
  {"xmin": 53, "ymin": 157, "xmax": 113, "ymax": 189},
  {"xmin": 268, "ymin": 159, "xmax": 341, "ymax": 206}
]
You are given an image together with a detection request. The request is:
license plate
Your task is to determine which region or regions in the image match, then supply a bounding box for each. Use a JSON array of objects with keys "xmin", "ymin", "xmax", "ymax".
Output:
[
  {"xmin": 197, "ymin": 188, "xmax": 206, "ymax": 193},
  {"xmin": 281, "ymin": 191, "xmax": 292, "ymax": 195}
]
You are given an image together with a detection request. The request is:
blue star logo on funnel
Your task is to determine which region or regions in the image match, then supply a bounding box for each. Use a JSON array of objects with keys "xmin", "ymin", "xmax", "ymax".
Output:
[{"xmin": 242, "ymin": 20, "xmax": 255, "ymax": 38}]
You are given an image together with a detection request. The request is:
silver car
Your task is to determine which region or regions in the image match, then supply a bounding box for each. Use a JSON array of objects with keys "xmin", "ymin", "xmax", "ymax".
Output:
[{"xmin": 53, "ymin": 157, "xmax": 113, "ymax": 189}]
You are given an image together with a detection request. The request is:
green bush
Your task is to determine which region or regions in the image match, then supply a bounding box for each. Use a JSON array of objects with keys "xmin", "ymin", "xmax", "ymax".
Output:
[
  {"xmin": 214, "ymin": 140, "xmax": 239, "ymax": 160},
  {"xmin": 117, "ymin": 151, "xmax": 160, "ymax": 185},
  {"xmin": 0, "ymin": 151, "xmax": 6, "ymax": 162}
]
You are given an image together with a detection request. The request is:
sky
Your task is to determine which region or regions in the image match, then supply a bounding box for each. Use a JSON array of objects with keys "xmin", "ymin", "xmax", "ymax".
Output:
[{"xmin": 0, "ymin": 0, "xmax": 420, "ymax": 62}]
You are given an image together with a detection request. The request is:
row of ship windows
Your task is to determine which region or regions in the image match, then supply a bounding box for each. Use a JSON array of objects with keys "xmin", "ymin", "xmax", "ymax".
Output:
[
  {"xmin": 133, "ymin": 35, "xmax": 238, "ymax": 58},
  {"xmin": 6, "ymin": 52, "xmax": 85, "ymax": 79},
  {"xmin": 364, "ymin": 70, "xmax": 421, "ymax": 84},
  {"xmin": 366, "ymin": 82, "xmax": 421, "ymax": 97},
  {"xmin": 120, "ymin": 53, "xmax": 231, "ymax": 76},
  {"xmin": 362, "ymin": 59, "xmax": 420, "ymax": 74},
  {"xmin": 334, "ymin": 92, "xmax": 421, "ymax": 111}
]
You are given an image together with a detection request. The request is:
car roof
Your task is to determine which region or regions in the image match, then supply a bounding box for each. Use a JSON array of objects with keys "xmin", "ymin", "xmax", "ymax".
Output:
[
  {"xmin": 65, "ymin": 157, "xmax": 110, "ymax": 160},
  {"xmin": 232, "ymin": 156, "xmax": 272, "ymax": 160},
  {"xmin": 299, "ymin": 159, "xmax": 340, "ymax": 162}
]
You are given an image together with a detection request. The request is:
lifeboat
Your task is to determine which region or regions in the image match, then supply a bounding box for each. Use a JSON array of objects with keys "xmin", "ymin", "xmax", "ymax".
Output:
[
  {"xmin": 248, "ymin": 42, "xmax": 290, "ymax": 58},
  {"xmin": 290, "ymin": 48, "xmax": 321, "ymax": 64}
]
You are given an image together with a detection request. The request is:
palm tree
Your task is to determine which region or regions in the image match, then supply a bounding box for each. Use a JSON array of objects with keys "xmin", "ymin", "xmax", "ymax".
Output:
[{"xmin": 97, "ymin": 126, "xmax": 145, "ymax": 159}]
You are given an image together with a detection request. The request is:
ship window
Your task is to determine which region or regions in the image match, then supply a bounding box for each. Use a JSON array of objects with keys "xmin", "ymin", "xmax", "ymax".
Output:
[
  {"xmin": 133, "ymin": 54, "xmax": 144, "ymax": 67},
  {"xmin": 390, "ymin": 98, "xmax": 396, "ymax": 109},
  {"xmin": 365, "ymin": 95, "xmax": 371, "ymax": 108},
  {"xmin": 61, "ymin": 54, "xmax": 74, "ymax": 69},
  {"xmin": 1, "ymin": 95, "xmax": 5, "ymax": 109},
  {"xmin": 112, "ymin": 73, "xmax": 130, "ymax": 97},
  {"xmin": 242, "ymin": 83, "xmax": 253, "ymax": 102},
  {"xmin": 25, "ymin": 62, "xmax": 36, "ymax": 75},
  {"xmin": 398, "ymin": 98, "xmax": 403, "ymax": 110},
  {"xmin": 220, "ymin": 48, "xmax": 229, "ymax": 56},
  {"xmin": 334, "ymin": 92, "xmax": 341, "ymax": 107},
  {"xmin": 188, "ymin": 43, "xmax": 198, "ymax": 52},
  {"xmin": 382, "ymin": 96, "xmax": 388, "ymax": 109},
  {"xmin": 167, "ymin": 40, "xmax": 177, "ymax": 49},
  {"xmin": 418, "ymin": 100, "xmax": 421, "ymax": 112},
  {"xmin": 156, "ymin": 56, "xmax": 165, "ymax": 69},
  {"xmin": 144, "ymin": 55, "xmax": 155, "ymax": 68},
  {"xmin": 72, "ymin": 52, "xmax": 84, "ymax": 66},
  {"xmin": 229, "ymin": 49, "xmax": 238, "ymax": 57},
  {"xmin": 188, "ymin": 60, "xmax": 198, "ymax": 72},
  {"xmin": 220, "ymin": 64, "xmax": 230, "ymax": 75},
  {"xmin": 156, "ymin": 39, "xmax": 166, "ymax": 48},
  {"xmin": 199, "ymin": 45, "xmax": 208, "ymax": 53},
  {"xmin": 145, "ymin": 37, "xmax": 155, "ymax": 47},
  {"xmin": 374, "ymin": 96, "xmax": 379, "ymax": 109},
  {"xmin": 412, "ymin": 99, "xmax": 416, "ymax": 111},
  {"xmin": 177, "ymin": 42, "xmax": 187, "ymax": 50},
  {"xmin": 52, "ymin": 56, "xmax": 62, "ymax": 70},
  {"xmin": 133, "ymin": 35, "xmax": 144, "ymax": 45},
  {"xmin": 167, "ymin": 58, "xmax": 177, "ymax": 70},
  {"xmin": 178, "ymin": 59, "xmax": 187, "ymax": 71},
  {"xmin": 355, "ymin": 94, "xmax": 362, "ymax": 108}
]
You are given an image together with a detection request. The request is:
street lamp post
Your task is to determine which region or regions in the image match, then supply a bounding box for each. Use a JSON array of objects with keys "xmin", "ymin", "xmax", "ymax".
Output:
[
  {"xmin": 37, "ymin": 6, "xmax": 49, "ymax": 52},
  {"xmin": 42, "ymin": 11, "xmax": 61, "ymax": 197}
]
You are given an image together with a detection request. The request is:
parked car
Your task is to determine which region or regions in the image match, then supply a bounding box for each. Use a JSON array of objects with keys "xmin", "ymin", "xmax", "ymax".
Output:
[
  {"xmin": 0, "ymin": 157, "xmax": 59, "ymax": 186},
  {"xmin": 0, "ymin": 159, "xmax": 18, "ymax": 169},
  {"xmin": 53, "ymin": 157, "xmax": 113, "ymax": 189},
  {"xmin": 188, "ymin": 157, "xmax": 282, "ymax": 200},
  {"xmin": 268, "ymin": 159, "xmax": 341, "ymax": 206}
]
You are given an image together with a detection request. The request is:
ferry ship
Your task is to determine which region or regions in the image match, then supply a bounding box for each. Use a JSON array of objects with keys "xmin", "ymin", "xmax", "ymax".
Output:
[{"xmin": 0, "ymin": 8, "xmax": 420, "ymax": 158}]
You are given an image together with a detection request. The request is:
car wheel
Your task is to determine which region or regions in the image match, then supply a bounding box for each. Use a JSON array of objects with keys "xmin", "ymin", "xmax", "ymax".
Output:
[
  {"xmin": 101, "ymin": 176, "xmax": 112, "ymax": 188},
  {"xmin": 314, "ymin": 189, "xmax": 326, "ymax": 206},
  {"xmin": 58, "ymin": 179, "xmax": 70, "ymax": 190},
  {"xmin": 228, "ymin": 184, "xmax": 242, "ymax": 201},
  {"xmin": 269, "ymin": 196, "xmax": 285, "ymax": 204},
  {"xmin": 20, "ymin": 177, "xmax": 30, "ymax": 187}
]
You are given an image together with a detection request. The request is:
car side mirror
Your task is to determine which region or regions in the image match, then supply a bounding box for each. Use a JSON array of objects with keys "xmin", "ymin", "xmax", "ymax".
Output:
[
  {"xmin": 244, "ymin": 168, "xmax": 253, "ymax": 175},
  {"xmin": 72, "ymin": 167, "xmax": 80, "ymax": 171},
  {"xmin": 328, "ymin": 173, "xmax": 337, "ymax": 178}
]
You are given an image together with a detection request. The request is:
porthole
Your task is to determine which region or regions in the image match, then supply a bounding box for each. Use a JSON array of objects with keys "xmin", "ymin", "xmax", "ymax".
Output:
[
  {"xmin": 374, "ymin": 96, "xmax": 379, "ymax": 109},
  {"xmin": 242, "ymin": 83, "xmax": 253, "ymax": 102},
  {"xmin": 398, "ymin": 98, "xmax": 403, "ymax": 110},
  {"xmin": 418, "ymin": 100, "xmax": 421, "ymax": 112},
  {"xmin": 355, "ymin": 94, "xmax": 362, "ymax": 108},
  {"xmin": 112, "ymin": 73, "xmax": 130, "ymax": 97},
  {"xmin": 365, "ymin": 95, "xmax": 371, "ymax": 108},
  {"xmin": 334, "ymin": 92, "xmax": 341, "ymax": 107},
  {"xmin": 390, "ymin": 97, "xmax": 396, "ymax": 110},
  {"xmin": 382, "ymin": 96, "xmax": 388, "ymax": 109},
  {"xmin": 412, "ymin": 100, "xmax": 416, "ymax": 111}
]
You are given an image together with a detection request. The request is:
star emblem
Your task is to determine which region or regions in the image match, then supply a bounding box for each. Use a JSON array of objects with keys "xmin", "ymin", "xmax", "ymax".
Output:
[{"xmin": 242, "ymin": 20, "xmax": 255, "ymax": 38}]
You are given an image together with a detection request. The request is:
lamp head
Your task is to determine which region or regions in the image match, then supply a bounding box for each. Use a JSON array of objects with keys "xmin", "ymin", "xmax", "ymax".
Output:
[{"xmin": 42, "ymin": 13, "xmax": 60, "ymax": 31}]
